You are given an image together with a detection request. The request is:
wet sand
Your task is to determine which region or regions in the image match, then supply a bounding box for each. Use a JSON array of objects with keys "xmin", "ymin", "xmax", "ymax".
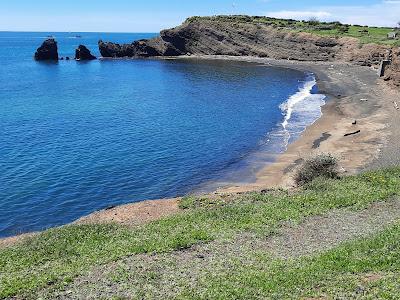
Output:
[
  {"xmin": 2, "ymin": 56, "xmax": 399, "ymax": 247},
  {"xmin": 188, "ymin": 56, "xmax": 396, "ymax": 193}
]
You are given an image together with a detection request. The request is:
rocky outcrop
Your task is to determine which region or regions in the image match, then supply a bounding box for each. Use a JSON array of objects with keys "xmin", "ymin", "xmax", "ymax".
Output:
[
  {"xmin": 97, "ymin": 16, "xmax": 398, "ymax": 87},
  {"xmin": 34, "ymin": 39, "xmax": 59, "ymax": 61},
  {"xmin": 98, "ymin": 20, "xmax": 344, "ymax": 60},
  {"xmin": 98, "ymin": 38, "xmax": 182, "ymax": 58},
  {"xmin": 98, "ymin": 18, "xmax": 389, "ymax": 64},
  {"xmin": 75, "ymin": 45, "xmax": 96, "ymax": 60}
]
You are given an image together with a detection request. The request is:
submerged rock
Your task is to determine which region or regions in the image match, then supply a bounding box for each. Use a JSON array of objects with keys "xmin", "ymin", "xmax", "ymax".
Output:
[
  {"xmin": 75, "ymin": 45, "xmax": 96, "ymax": 60},
  {"xmin": 34, "ymin": 39, "xmax": 59, "ymax": 61}
]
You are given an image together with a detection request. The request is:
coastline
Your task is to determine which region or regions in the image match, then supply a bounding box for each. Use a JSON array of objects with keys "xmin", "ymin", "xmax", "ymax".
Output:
[
  {"xmin": 190, "ymin": 56, "xmax": 395, "ymax": 193},
  {"xmin": 1, "ymin": 55, "xmax": 398, "ymax": 247}
]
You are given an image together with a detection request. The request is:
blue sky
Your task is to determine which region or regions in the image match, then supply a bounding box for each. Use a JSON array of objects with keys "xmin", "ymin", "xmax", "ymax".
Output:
[{"xmin": 1, "ymin": 0, "xmax": 399, "ymax": 32}]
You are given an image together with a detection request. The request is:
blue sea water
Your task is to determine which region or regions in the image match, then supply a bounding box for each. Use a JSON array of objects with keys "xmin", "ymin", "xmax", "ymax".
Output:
[{"xmin": 0, "ymin": 32, "xmax": 325, "ymax": 238}]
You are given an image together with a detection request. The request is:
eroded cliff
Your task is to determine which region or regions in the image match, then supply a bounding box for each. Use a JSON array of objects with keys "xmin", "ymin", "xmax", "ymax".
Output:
[{"xmin": 98, "ymin": 16, "xmax": 399, "ymax": 87}]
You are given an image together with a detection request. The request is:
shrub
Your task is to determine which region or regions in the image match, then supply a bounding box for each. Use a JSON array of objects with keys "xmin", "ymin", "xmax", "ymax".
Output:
[
  {"xmin": 315, "ymin": 25, "xmax": 334, "ymax": 31},
  {"xmin": 337, "ymin": 25, "xmax": 350, "ymax": 33},
  {"xmin": 294, "ymin": 154, "xmax": 339, "ymax": 186},
  {"xmin": 308, "ymin": 17, "xmax": 320, "ymax": 26}
]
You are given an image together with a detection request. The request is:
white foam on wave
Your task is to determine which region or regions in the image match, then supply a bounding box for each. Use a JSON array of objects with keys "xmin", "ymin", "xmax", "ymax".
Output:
[
  {"xmin": 193, "ymin": 73, "xmax": 327, "ymax": 193},
  {"xmin": 279, "ymin": 74, "xmax": 326, "ymax": 148}
]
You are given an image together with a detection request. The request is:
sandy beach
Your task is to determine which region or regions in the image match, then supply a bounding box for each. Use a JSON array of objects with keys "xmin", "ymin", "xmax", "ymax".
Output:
[
  {"xmin": 192, "ymin": 56, "xmax": 399, "ymax": 193},
  {"xmin": 1, "ymin": 55, "xmax": 399, "ymax": 247}
]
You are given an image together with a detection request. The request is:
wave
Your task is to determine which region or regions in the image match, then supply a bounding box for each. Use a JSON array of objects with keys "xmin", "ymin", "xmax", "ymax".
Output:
[
  {"xmin": 195, "ymin": 73, "xmax": 327, "ymax": 194},
  {"xmin": 279, "ymin": 73, "xmax": 326, "ymax": 148}
]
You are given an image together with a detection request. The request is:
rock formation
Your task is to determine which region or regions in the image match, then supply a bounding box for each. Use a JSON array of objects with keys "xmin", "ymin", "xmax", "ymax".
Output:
[
  {"xmin": 75, "ymin": 45, "xmax": 97, "ymax": 60},
  {"xmin": 98, "ymin": 16, "xmax": 400, "ymax": 87},
  {"xmin": 96, "ymin": 17, "xmax": 388, "ymax": 65},
  {"xmin": 34, "ymin": 39, "xmax": 59, "ymax": 61},
  {"xmin": 98, "ymin": 38, "xmax": 181, "ymax": 58}
]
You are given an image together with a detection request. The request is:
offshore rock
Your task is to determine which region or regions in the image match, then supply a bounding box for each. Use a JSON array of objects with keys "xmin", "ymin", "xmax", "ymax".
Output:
[
  {"xmin": 34, "ymin": 39, "xmax": 59, "ymax": 61},
  {"xmin": 75, "ymin": 45, "xmax": 96, "ymax": 60}
]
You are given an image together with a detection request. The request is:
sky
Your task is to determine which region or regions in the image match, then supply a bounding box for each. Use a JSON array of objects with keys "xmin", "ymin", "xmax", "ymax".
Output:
[{"xmin": 0, "ymin": 0, "xmax": 399, "ymax": 32}]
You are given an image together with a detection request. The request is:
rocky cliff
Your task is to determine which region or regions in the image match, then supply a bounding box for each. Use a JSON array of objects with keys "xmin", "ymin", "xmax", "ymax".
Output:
[{"xmin": 98, "ymin": 16, "xmax": 399, "ymax": 87}]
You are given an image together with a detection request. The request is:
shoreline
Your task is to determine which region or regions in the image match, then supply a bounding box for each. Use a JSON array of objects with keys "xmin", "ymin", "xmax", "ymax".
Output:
[
  {"xmin": 190, "ymin": 65, "xmax": 326, "ymax": 194},
  {"xmin": 191, "ymin": 56, "xmax": 394, "ymax": 193},
  {"xmin": 1, "ymin": 55, "xmax": 398, "ymax": 247}
]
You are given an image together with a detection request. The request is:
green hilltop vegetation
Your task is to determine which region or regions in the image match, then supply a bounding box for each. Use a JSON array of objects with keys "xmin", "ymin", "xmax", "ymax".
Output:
[
  {"xmin": 186, "ymin": 15, "xmax": 400, "ymax": 46},
  {"xmin": 2, "ymin": 166, "xmax": 400, "ymax": 298}
]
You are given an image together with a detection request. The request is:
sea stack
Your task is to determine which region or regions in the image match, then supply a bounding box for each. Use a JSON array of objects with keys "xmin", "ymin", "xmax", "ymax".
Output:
[
  {"xmin": 75, "ymin": 45, "xmax": 97, "ymax": 60},
  {"xmin": 34, "ymin": 39, "xmax": 59, "ymax": 61}
]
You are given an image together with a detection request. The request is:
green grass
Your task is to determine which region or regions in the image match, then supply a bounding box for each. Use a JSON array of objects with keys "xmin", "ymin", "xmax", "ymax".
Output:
[
  {"xmin": 180, "ymin": 222, "xmax": 400, "ymax": 299},
  {"xmin": 303, "ymin": 25, "xmax": 400, "ymax": 46},
  {"xmin": 1, "ymin": 167, "xmax": 400, "ymax": 298},
  {"xmin": 186, "ymin": 15, "xmax": 400, "ymax": 46}
]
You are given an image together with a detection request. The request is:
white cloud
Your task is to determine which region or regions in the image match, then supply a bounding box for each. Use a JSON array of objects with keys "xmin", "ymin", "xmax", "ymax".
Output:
[{"xmin": 266, "ymin": 1, "xmax": 400, "ymax": 27}]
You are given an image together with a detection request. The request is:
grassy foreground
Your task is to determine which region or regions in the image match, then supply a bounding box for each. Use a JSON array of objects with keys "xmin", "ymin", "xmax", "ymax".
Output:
[{"xmin": 1, "ymin": 168, "xmax": 400, "ymax": 299}]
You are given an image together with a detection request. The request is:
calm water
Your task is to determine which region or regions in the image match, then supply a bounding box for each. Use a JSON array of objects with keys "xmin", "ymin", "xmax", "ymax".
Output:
[{"xmin": 0, "ymin": 32, "xmax": 325, "ymax": 237}]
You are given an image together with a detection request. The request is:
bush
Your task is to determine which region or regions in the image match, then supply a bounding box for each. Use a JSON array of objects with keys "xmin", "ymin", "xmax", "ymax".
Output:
[
  {"xmin": 315, "ymin": 25, "xmax": 334, "ymax": 31},
  {"xmin": 337, "ymin": 25, "xmax": 350, "ymax": 33},
  {"xmin": 308, "ymin": 17, "xmax": 320, "ymax": 26},
  {"xmin": 295, "ymin": 154, "xmax": 339, "ymax": 186}
]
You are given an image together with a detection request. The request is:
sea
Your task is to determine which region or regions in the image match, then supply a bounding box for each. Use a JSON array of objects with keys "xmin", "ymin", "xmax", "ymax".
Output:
[{"xmin": 0, "ymin": 32, "xmax": 326, "ymax": 238}]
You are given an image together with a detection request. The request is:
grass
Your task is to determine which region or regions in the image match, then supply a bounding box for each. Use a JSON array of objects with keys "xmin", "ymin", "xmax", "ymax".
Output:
[
  {"xmin": 186, "ymin": 15, "xmax": 400, "ymax": 46},
  {"xmin": 303, "ymin": 25, "xmax": 400, "ymax": 46},
  {"xmin": 181, "ymin": 222, "xmax": 400, "ymax": 299},
  {"xmin": 1, "ymin": 167, "xmax": 400, "ymax": 298}
]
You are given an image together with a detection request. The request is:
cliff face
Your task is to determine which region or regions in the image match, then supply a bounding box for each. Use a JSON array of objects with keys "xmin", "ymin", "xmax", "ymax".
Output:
[
  {"xmin": 98, "ymin": 17, "xmax": 399, "ymax": 87},
  {"xmin": 160, "ymin": 20, "xmax": 343, "ymax": 61}
]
